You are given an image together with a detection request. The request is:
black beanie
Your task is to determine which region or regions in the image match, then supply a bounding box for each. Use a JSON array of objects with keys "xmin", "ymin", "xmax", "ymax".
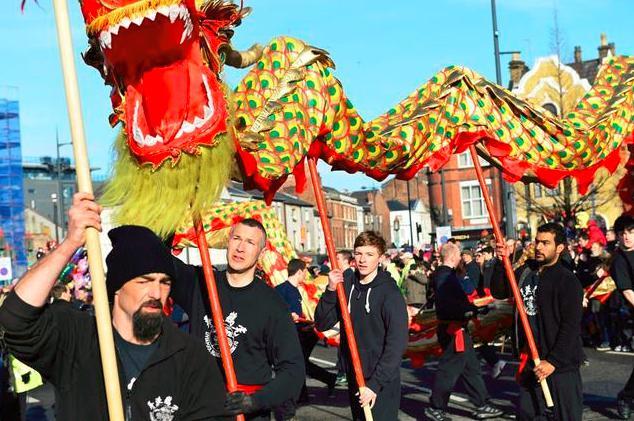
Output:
[{"xmin": 106, "ymin": 225, "xmax": 176, "ymax": 301}]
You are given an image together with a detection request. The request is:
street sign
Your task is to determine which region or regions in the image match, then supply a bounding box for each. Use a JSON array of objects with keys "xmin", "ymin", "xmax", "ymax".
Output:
[
  {"xmin": 435, "ymin": 226, "xmax": 452, "ymax": 247},
  {"xmin": 0, "ymin": 257, "xmax": 13, "ymax": 283}
]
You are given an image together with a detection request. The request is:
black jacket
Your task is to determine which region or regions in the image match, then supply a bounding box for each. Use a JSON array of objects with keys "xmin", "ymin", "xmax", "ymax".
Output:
[
  {"xmin": 432, "ymin": 265, "xmax": 478, "ymax": 322},
  {"xmin": 0, "ymin": 291, "xmax": 226, "ymax": 420},
  {"xmin": 491, "ymin": 260, "xmax": 583, "ymax": 372},
  {"xmin": 170, "ymin": 259, "xmax": 304, "ymax": 410},
  {"xmin": 314, "ymin": 269, "xmax": 408, "ymax": 392},
  {"xmin": 478, "ymin": 258, "xmax": 496, "ymax": 295}
]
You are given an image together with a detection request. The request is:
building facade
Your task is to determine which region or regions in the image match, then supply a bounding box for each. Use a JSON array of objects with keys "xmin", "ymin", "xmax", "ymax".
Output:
[
  {"xmin": 426, "ymin": 152, "xmax": 504, "ymax": 244},
  {"xmin": 509, "ymin": 34, "xmax": 625, "ymax": 232}
]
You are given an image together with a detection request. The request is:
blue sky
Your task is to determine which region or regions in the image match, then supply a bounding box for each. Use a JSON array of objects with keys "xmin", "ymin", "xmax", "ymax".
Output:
[{"xmin": 1, "ymin": 0, "xmax": 632, "ymax": 191}]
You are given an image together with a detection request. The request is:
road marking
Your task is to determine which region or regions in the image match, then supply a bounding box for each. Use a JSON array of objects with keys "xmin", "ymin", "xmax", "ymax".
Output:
[
  {"xmin": 308, "ymin": 357, "xmax": 469, "ymax": 403},
  {"xmin": 606, "ymin": 351, "xmax": 634, "ymax": 356}
]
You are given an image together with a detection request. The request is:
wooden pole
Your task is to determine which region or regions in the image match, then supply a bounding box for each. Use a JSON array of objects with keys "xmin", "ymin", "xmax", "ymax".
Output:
[
  {"xmin": 469, "ymin": 145, "xmax": 554, "ymax": 408},
  {"xmin": 194, "ymin": 215, "xmax": 244, "ymax": 421},
  {"xmin": 307, "ymin": 157, "xmax": 374, "ymax": 421},
  {"xmin": 51, "ymin": 0, "xmax": 124, "ymax": 418}
]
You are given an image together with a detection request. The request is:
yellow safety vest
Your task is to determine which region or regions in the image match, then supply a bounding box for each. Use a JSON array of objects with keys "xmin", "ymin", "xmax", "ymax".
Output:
[{"xmin": 9, "ymin": 355, "xmax": 43, "ymax": 393}]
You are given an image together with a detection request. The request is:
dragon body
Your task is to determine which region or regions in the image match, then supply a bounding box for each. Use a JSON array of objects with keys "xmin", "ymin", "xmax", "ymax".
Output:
[{"xmin": 77, "ymin": 0, "xmax": 634, "ymax": 237}]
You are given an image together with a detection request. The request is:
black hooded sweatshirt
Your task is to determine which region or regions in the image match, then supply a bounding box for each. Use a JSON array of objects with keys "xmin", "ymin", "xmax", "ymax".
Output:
[
  {"xmin": 170, "ymin": 259, "xmax": 304, "ymax": 410},
  {"xmin": 0, "ymin": 291, "xmax": 227, "ymax": 420},
  {"xmin": 314, "ymin": 269, "xmax": 408, "ymax": 393}
]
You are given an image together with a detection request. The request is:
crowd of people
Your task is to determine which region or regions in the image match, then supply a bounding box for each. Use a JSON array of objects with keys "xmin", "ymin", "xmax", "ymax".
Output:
[{"xmin": 0, "ymin": 193, "xmax": 633, "ymax": 420}]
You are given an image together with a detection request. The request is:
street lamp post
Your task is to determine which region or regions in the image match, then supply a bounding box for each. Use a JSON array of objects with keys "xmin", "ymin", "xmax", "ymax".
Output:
[
  {"xmin": 406, "ymin": 179, "xmax": 415, "ymax": 249},
  {"xmin": 490, "ymin": 0, "xmax": 518, "ymax": 238},
  {"xmin": 56, "ymin": 129, "xmax": 72, "ymax": 236},
  {"xmin": 51, "ymin": 193, "xmax": 59, "ymax": 244}
]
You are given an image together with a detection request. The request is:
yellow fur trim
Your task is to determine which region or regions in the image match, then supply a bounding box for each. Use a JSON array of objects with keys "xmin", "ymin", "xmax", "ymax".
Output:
[
  {"xmin": 87, "ymin": 0, "xmax": 186, "ymax": 34},
  {"xmin": 101, "ymin": 130, "xmax": 235, "ymax": 238}
]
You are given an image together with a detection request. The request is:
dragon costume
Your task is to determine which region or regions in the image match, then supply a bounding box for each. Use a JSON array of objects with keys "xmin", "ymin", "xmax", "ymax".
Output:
[{"xmin": 77, "ymin": 0, "xmax": 634, "ymax": 238}]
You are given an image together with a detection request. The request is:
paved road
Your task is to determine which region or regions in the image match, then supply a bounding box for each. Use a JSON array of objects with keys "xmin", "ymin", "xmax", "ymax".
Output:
[{"xmin": 25, "ymin": 345, "xmax": 632, "ymax": 420}]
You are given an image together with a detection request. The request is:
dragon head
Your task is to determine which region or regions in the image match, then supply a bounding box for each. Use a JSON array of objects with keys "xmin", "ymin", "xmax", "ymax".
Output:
[{"xmin": 80, "ymin": 0, "xmax": 249, "ymax": 167}]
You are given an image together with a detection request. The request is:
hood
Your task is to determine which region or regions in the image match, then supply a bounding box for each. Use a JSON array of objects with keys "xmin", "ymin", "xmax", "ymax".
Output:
[{"xmin": 348, "ymin": 269, "xmax": 395, "ymax": 315}]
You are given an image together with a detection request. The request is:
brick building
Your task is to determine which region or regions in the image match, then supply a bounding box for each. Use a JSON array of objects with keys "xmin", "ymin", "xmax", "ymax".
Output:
[{"xmin": 426, "ymin": 152, "xmax": 504, "ymax": 245}]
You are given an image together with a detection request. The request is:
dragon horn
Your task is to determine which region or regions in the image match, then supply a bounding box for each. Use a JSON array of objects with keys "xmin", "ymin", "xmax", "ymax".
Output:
[{"xmin": 224, "ymin": 43, "xmax": 264, "ymax": 68}]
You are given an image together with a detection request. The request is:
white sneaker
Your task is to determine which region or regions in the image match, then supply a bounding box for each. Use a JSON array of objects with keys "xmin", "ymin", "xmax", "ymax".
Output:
[{"xmin": 492, "ymin": 360, "xmax": 507, "ymax": 379}]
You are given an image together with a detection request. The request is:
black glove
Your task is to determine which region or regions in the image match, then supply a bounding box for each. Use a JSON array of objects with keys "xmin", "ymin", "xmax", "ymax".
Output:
[
  {"xmin": 476, "ymin": 304, "xmax": 493, "ymax": 316},
  {"xmin": 224, "ymin": 391, "xmax": 262, "ymax": 415}
]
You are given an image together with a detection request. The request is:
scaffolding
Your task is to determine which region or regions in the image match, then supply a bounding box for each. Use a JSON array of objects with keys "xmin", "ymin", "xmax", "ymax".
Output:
[{"xmin": 0, "ymin": 87, "xmax": 27, "ymax": 283}]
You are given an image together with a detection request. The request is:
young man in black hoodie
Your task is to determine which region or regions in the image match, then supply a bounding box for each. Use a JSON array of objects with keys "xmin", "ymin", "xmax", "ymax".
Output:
[
  {"xmin": 0, "ymin": 193, "xmax": 227, "ymax": 420},
  {"xmin": 315, "ymin": 231, "xmax": 408, "ymax": 421},
  {"xmin": 493, "ymin": 222, "xmax": 583, "ymax": 421},
  {"xmin": 170, "ymin": 218, "xmax": 304, "ymax": 420},
  {"xmin": 425, "ymin": 243, "xmax": 502, "ymax": 421},
  {"xmin": 609, "ymin": 214, "xmax": 634, "ymax": 419}
]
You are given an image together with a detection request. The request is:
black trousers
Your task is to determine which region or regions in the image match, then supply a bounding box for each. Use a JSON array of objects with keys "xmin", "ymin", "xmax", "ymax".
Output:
[
  {"xmin": 298, "ymin": 326, "xmax": 336, "ymax": 387},
  {"xmin": 273, "ymin": 325, "xmax": 335, "ymax": 420},
  {"xmin": 347, "ymin": 374, "xmax": 401, "ymax": 421},
  {"xmin": 478, "ymin": 343, "xmax": 500, "ymax": 367},
  {"xmin": 430, "ymin": 327, "xmax": 489, "ymax": 410},
  {"xmin": 518, "ymin": 368, "xmax": 583, "ymax": 421},
  {"xmin": 621, "ymin": 366, "xmax": 634, "ymax": 399}
]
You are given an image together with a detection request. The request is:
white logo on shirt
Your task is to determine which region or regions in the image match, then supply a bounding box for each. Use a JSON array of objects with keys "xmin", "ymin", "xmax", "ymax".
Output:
[
  {"xmin": 204, "ymin": 312, "xmax": 247, "ymax": 357},
  {"xmin": 521, "ymin": 284, "xmax": 538, "ymax": 316},
  {"xmin": 148, "ymin": 396, "xmax": 179, "ymax": 421}
]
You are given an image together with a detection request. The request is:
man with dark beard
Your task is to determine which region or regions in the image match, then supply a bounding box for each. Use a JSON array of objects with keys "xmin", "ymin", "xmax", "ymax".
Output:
[
  {"xmin": 0, "ymin": 193, "xmax": 227, "ymax": 420},
  {"xmin": 493, "ymin": 223, "xmax": 583, "ymax": 421},
  {"xmin": 170, "ymin": 219, "xmax": 304, "ymax": 420}
]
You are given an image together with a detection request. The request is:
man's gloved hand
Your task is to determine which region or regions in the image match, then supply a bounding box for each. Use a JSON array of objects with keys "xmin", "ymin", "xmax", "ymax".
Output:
[
  {"xmin": 476, "ymin": 304, "xmax": 494, "ymax": 316},
  {"xmin": 224, "ymin": 391, "xmax": 262, "ymax": 415}
]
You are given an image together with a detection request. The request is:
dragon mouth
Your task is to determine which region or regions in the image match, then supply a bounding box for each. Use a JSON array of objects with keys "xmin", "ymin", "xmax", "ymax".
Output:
[
  {"xmin": 130, "ymin": 73, "xmax": 216, "ymax": 147},
  {"xmin": 94, "ymin": 0, "xmax": 228, "ymax": 164},
  {"xmin": 97, "ymin": 3, "xmax": 194, "ymax": 51}
]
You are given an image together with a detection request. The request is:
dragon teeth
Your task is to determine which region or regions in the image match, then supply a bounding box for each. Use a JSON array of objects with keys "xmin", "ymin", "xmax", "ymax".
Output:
[
  {"xmin": 169, "ymin": 5, "xmax": 180, "ymax": 23},
  {"xmin": 131, "ymin": 15, "xmax": 144, "ymax": 26},
  {"xmin": 99, "ymin": 31, "xmax": 112, "ymax": 50},
  {"xmin": 146, "ymin": 10, "xmax": 157, "ymax": 21},
  {"xmin": 157, "ymin": 5, "xmax": 170, "ymax": 17},
  {"xmin": 120, "ymin": 17, "xmax": 132, "ymax": 29}
]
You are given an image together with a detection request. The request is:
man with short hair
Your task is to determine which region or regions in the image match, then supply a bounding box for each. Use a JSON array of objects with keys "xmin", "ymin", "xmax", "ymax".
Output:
[
  {"xmin": 49, "ymin": 283, "xmax": 72, "ymax": 303},
  {"xmin": 315, "ymin": 231, "xmax": 408, "ymax": 420},
  {"xmin": 275, "ymin": 259, "xmax": 335, "ymax": 418},
  {"xmin": 425, "ymin": 243, "xmax": 502, "ymax": 421},
  {"xmin": 0, "ymin": 193, "xmax": 227, "ymax": 420},
  {"xmin": 609, "ymin": 214, "xmax": 634, "ymax": 419},
  {"xmin": 336, "ymin": 250, "xmax": 354, "ymax": 276},
  {"xmin": 493, "ymin": 223, "xmax": 584, "ymax": 421},
  {"xmin": 171, "ymin": 218, "xmax": 304, "ymax": 420}
]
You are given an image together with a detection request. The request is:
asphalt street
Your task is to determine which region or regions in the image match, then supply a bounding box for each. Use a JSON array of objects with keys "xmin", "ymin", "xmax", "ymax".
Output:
[{"xmin": 24, "ymin": 344, "xmax": 633, "ymax": 420}]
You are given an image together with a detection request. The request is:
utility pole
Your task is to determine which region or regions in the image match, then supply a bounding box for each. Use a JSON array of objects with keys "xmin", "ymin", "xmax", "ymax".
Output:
[
  {"xmin": 490, "ymin": 0, "xmax": 517, "ymax": 238},
  {"xmin": 440, "ymin": 169, "xmax": 449, "ymax": 225},
  {"xmin": 56, "ymin": 129, "xmax": 72, "ymax": 236},
  {"xmin": 406, "ymin": 179, "xmax": 415, "ymax": 249}
]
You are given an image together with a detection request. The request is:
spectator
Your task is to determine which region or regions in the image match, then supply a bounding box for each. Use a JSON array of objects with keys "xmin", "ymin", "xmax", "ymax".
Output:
[{"xmin": 608, "ymin": 214, "xmax": 634, "ymax": 419}]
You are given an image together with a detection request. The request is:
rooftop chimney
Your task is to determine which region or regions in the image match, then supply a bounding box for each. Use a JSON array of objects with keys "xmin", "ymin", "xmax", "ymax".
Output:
[
  {"xmin": 574, "ymin": 46, "xmax": 582, "ymax": 63},
  {"xmin": 598, "ymin": 33, "xmax": 611, "ymax": 60}
]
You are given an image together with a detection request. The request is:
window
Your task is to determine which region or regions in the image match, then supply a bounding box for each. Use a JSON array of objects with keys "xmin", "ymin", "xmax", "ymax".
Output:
[
  {"xmin": 460, "ymin": 180, "xmax": 491, "ymax": 219},
  {"xmin": 542, "ymin": 102, "xmax": 558, "ymax": 117},
  {"xmin": 546, "ymin": 183, "xmax": 561, "ymax": 196},
  {"xmin": 533, "ymin": 184, "xmax": 542, "ymax": 198},
  {"xmin": 457, "ymin": 151, "xmax": 490, "ymax": 168}
]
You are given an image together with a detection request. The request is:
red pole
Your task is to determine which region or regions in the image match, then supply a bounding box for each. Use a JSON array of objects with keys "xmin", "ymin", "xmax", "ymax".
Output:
[
  {"xmin": 194, "ymin": 215, "xmax": 245, "ymax": 421},
  {"xmin": 307, "ymin": 157, "xmax": 374, "ymax": 421},
  {"xmin": 468, "ymin": 145, "xmax": 554, "ymax": 407}
]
